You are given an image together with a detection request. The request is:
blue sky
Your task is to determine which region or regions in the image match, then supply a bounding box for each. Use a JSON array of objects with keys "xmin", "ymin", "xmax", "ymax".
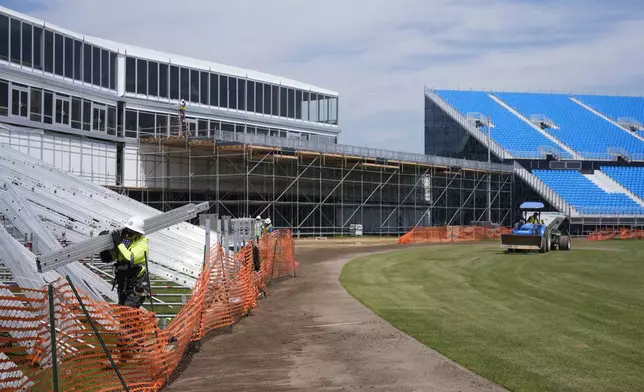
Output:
[{"xmin": 4, "ymin": 0, "xmax": 644, "ymax": 153}]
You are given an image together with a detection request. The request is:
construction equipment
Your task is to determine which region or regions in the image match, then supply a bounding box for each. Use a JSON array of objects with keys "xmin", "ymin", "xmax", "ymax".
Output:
[{"xmin": 501, "ymin": 202, "xmax": 571, "ymax": 253}]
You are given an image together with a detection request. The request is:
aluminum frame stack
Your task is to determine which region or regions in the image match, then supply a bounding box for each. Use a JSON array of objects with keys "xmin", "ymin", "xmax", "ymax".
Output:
[{"xmin": 0, "ymin": 143, "xmax": 217, "ymax": 295}]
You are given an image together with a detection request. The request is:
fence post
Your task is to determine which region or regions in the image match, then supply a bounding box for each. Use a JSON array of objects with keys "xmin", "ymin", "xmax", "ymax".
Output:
[
  {"xmin": 65, "ymin": 276, "xmax": 130, "ymax": 392},
  {"xmin": 48, "ymin": 284, "xmax": 60, "ymax": 392}
]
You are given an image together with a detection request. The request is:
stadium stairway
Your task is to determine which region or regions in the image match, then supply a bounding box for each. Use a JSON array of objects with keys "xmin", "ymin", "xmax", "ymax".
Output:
[
  {"xmin": 600, "ymin": 166, "xmax": 644, "ymax": 202},
  {"xmin": 575, "ymin": 95, "xmax": 644, "ymax": 139},
  {"xmin": 533, "ymin": 169, "xmax": 644, "ymax": 215}
]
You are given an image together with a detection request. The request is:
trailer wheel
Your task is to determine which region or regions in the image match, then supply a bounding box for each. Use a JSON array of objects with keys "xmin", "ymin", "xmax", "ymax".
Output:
[{"xmin": 559, "ymin": 235, "xmax": 571, "ymax": 251}]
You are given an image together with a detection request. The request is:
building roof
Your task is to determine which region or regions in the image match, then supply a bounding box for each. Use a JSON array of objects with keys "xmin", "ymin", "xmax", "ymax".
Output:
[{"xmin": 1, "ymin": 6, "xmax": 338, "ymax": 96}]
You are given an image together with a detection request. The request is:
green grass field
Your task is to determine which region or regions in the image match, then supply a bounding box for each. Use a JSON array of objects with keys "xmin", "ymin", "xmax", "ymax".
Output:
[{"xmin": 340, "ymin": 240, "xmax": 644, "ymax": 392}]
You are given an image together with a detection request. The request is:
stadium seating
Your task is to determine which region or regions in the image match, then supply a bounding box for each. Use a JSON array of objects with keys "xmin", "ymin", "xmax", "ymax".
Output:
[
  {"xmin": 533, "ymin": 169, "xmax": 644, "ymax": 215},
  {"xmin": 576, "ymin": 95, "xmax": 644, "ymax": 138},
  {"xmin": 435, "ymin": 90, "xmax": 571, "ymax": 159},
  {"xmin": 495, "ymin": 92, "xmax": 644, "ymax": 160},
  {"xmin": 600, "ymin": 166, "xmax": 644, "ymax": 200}
]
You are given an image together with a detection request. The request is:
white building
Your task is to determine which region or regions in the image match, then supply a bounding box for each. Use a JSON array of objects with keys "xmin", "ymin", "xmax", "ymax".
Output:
[{"xmin": 0, "ymin": 6, "xmax": 340, "ymax": 187}]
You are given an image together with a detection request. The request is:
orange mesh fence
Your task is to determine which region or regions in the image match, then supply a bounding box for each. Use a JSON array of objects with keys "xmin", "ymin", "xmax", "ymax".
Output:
[
  {"xmin": 398, "ymin": 226, "xmax": 513, "ymax": 244},
  {"xmin": 587, "ymin": 228, "xmax": 644, "ymax": 241},
  {"xmin": 0, "ymin": 229, "xmax": 299, "ymax": 391}
]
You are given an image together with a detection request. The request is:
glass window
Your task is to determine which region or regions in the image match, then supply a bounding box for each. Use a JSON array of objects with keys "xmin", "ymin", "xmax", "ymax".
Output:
[
  {"xmin": 125, "ymin": 109, "xmax": 137, "ymax": 138},
  {"xmin": 33, "ymin": 26, "xmax": 42, "ymax": 70},
  {"xmin": 228, "ymin": 77, "xmax": 237, "ymax": 110},
  {"xmin": 279, "ymin": 87, "xmax": 287, "ymax": 117},
  {"xmin": 295, "ymin": 90, "xmax": 302, "ymax": 120},
  {"xmin": 159, "ymin": 63, "xmax": 168, "ymax": 98},
  {"xmin": 107, "ymin": 106, "xmax": 116, "ymax": 135},
  {"xmin": 44, "ymin": 30, "xmax": 53, "ymax": 73},
  {"xmin": 82, "ymin": 100, "xmax": 91, "ymax": 131},
  {"xmin": 270, "ymin": 85, "xmax": 279, "ymax": 116},
  {"xmin": 73, "ymin": 40, "xmax": 82, "ymax": 80},
  {"xmin": 11, "ymin": 85, "xmax": 28, "ymax": 117},
  {"xmin": 83, "ymin": 43, "xmax": 91, "ymax": 83},
  {"xmin": 309, "ymin": 93, "xmax": 318, "ymax": 122},
  {"xmin": 263, "ymin": 84, "xmax": 271, "ymax": 115},
  {"xmin": 209, "ymin": 119, "xmax": 219, "ymax": 135},
  {"xmin": 180, "ymin": 67, "xmax": 189, "ymax": 101},
  {"xmin": 287, "ymin": 88, "xmax": 295, "ymax": 119},
  {"xmin": 29, "ymin": 87, "xmax": 42, "ymax": 122},
  {"xmin": 54, "ymin": 33, "xmax": 63, "ymax": 76},
  {"xmin": 330, "ymin": 97, "xmax": 338, "ymax": 125},
  {"xmin": 257, "ymin": 127, "xmax": 268, "ymax": 136},
  {"xmin": 169, "ymin": 65, "xmax": 179, "ymax": 100},
  {"xmin": 101, "ymin": 49, "xmax": 109, "ymax": 88},
  {"xmin": 64, "ymin": 36, "xmax": 73, "ymax": 78},
  {"xmin": 43, "ymin": 91, "xmax": 53, "ymax": 124},
  {"xmin": 155, "ymin": 112, "xmax": 168, "ymax": 136},
  {"xmin": 198, "ymin": 119, "xmax": 208, "ymax": 137},
  {"xmin": 125, "ymin": 57, "xmax": 136, "ymax": 93},
  {"xmin": 71, "ymin": 97, "xmax": 81, "ymax": 129},
  {"xmin": 235, "ymin": 123, "xmax": 245, "ymax": 134},
  {"xmin": 169, "ymin": 115, "xmax": 180, "ymax": 135},
  {"xmin": 0, "ymin": 15, "xmax": 8, "ymax": 61},
  {"xmin": 109, "ymin": 53, "xmax": 117, "ymax": 90},
  {"xmin": 319, "ymin": 95, "xmax": 329, "ymax": 123},
  {"xmin": 199, "ymin": 71, "xmax": 208, "ymax": 105},
  {"xmin": 148, "ymin": 61, "xmax": 158, "ymax": 97},
  {"xmin": 247, "ymin": 81, "xmax": 255, "ymax": 112},
  {"xmin": 209, "ymin": 73, "xmax": 218, "ymax": 107},
  {"xmin": 302, "ymin": 91, "xmax": 309, "ymax": 121},
  {"xmin": 136, "ymin": 58, "xmax": 147, "ymax": 95},
  {"xmin": 219, "ymin": 75, "xmax": 228, "ymax": 108},
  {"xmin": 0, "ymin": 80, "xmax": 8, "ymax": 116},
  {"xmin": 190, "ymin": 69, "xmax": 199, "ymax": 103},
  {"xmin": 238, "ymin": 79, "xmax": 246, "ymax": 111},
  {"xmin": 220, "ymin": 121, "xmax": 234, "ymax": 133},
  {"xmin": 92, "ymin": 46, "xmax": 100, "ymax": 85},
  {"xmin": 255, "ymin": 82, "xmax": 263, "ymax": 114},
  {"xmin": 138, "ymin": 111, "xmax": 155, "ymax": 137},
  {"xmin": 10, "ymin": 18, "xmax": 20, "ymax": 63},
  {"xmin": 92, "ymin": 104, "xmax": 106, "ymax": 132},
  {"xmin": 22, "ymin": 22, "xmax": 32, "ymax": 67}
]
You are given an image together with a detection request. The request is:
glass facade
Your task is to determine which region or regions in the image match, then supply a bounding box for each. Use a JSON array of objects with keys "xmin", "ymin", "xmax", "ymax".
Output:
[
  {"xmin": 122, "ymin": 106, "xmax": 337, "ymax": 144},
  {"xmin": 0, "ymin": 11, "xmax": 117, "ymax": 91},
  {"xmin": 0, "ymin": 77, "xmax": 117, "ymax": 135},
  {"xmin": 123, "ymin": 55, "xmax": 339, "ymax": 126}
]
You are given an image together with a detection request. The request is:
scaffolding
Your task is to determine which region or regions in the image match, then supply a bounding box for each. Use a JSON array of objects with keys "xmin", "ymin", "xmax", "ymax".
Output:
[{"xmin": 116, "ymin": 136, "xmax": 516, "ymax": 236}]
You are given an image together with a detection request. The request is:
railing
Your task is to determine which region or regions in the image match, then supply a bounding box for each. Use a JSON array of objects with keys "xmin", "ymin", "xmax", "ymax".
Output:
[
  {"xmin": 513, "ymin": 161, "xmax": 577, "ymax": 215},
  {"xmin": 424, "ymin": 87, "xmax": 512, "ymax": 161}
]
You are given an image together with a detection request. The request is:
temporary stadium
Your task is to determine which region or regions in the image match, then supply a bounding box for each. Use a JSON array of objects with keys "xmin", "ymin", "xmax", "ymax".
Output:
[{"xmin": 1, "ymin": 3, "xmax": 644, "ymax": 391}]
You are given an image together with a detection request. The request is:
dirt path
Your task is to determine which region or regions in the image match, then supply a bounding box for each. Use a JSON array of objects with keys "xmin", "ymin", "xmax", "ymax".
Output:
[{"xmin": 165, "ymin": 245, "xmax": 508, "ymax": 392}]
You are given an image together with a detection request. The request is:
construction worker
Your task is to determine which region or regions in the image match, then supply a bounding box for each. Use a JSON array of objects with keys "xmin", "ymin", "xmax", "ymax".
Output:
[
  {"xmin": 264, "ymin": 218, "xmax": 274, "ymax": 234},
  {"xmin": 254, "ymin": 215, "xmax": 263, "ymax": 242},
  {"xmin": 99, "ymin": 216, "xmax": 151, "ymax": 309},
  {"xmin": 527, "ymin": 212, "xmax": 539, "ymax": 224},
  {"xmin": 179, "ymin": 99, "xmax": 187, "ymax": 137}
]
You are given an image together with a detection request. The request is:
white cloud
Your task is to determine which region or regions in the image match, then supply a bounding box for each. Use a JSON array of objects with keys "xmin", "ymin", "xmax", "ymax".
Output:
[{"xmin": 22, "ymin": 0, "xmax": 644, "ymax": 153}]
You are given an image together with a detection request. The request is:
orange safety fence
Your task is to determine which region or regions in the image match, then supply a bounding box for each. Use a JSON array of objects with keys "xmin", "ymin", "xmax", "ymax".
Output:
[
  {"xmin": 398, "ymin": 226, "xmax": 514, "ymax": 245},
  {"xmin": 587, "ymin": 228, "xmax": 644, "ymax": 241},
  {"xmin": 0, "ymin": 229, "xmax": 299, "ymax": 392}
]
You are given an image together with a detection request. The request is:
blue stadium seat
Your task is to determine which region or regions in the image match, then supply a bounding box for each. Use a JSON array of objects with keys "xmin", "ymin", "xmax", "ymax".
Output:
[
  {"xmin": 600, "ymin": 166, "xmax": 644, "ymax": 200},
  {"xmin": 576, "ymin": 95, "xmax": 644, "ymax": 138},
  {"xmin": 435, "ymin": 90, "xmax": 571, "ymax": 159},
  {"xmin": 496, "ymin": 92, "xmax": 644, "ymax": 160},
  {"xmin": 533, "ymin": 169, "xmax": 644, "ymax": 215}
]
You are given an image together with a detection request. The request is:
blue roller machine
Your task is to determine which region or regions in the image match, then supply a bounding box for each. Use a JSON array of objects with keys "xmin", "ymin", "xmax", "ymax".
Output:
[{"xmin": 501, "ymin": 202, "xmax": 571, "ymax": 253}]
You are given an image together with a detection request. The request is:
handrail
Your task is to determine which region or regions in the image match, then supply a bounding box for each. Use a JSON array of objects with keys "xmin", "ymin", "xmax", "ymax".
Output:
[{"xmin": 424, "ymin": 87, "xmax": 511, "ymax": 160}]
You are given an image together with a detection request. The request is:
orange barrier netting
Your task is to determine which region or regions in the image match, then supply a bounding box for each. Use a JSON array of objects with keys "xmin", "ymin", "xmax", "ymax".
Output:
[
  {"xmin": 398, "ymin": 226, "xmax": 514, "ymax": 245},
  {"xmin": 0, "ymin": 229, "xmax": 299, "ymax": 391},
  {"xmin": 587, "ymin": 228, "xmax": 644, "ymax": 241}
]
